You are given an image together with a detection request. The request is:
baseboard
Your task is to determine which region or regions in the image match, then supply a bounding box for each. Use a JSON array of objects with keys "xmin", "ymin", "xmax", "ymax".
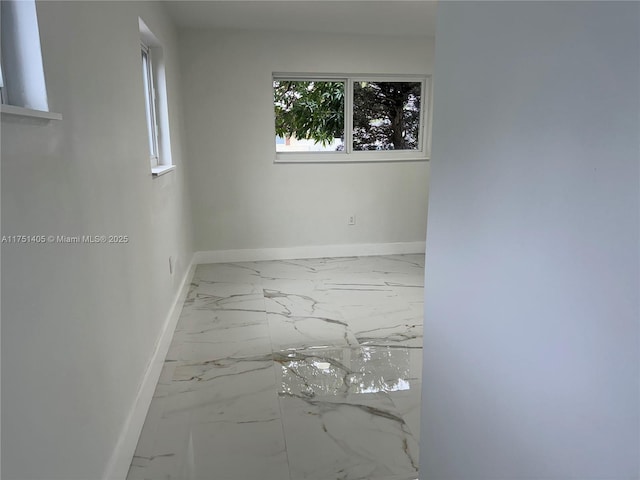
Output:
[
  {"xmin": 102, "ymin": 256, "xmax": 196, "ymax": 480},
  {"xmin": 193, "ymin": 241, "xmax": 426, "ymax": 264}
]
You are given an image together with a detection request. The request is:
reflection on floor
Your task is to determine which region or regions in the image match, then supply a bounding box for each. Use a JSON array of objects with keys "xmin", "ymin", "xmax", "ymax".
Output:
[{"xmin": 127, "ymin": 254, "xmax": 424, "ymax": 480}]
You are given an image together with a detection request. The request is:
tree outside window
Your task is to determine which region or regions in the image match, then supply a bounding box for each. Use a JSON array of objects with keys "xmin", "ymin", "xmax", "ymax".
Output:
[{"xmin": 273, "ymin": 76, "xmax": 425, "ymax": 157}]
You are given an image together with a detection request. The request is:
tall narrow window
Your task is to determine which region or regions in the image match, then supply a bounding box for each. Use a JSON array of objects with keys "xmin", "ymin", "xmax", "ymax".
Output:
[
  {"xmin": 141, "ymin": 43, "xmax": 159, "ymax": 165},
  {"xmin": 0, "ymin": 59, "xmax": 7, "ymax": 104},
  {"xmin": 0, "ymin": 0, "xmax": 54, "ymax": 113},
  {"xmin": 139, "ymin": 17, "xmax": 173, "ymax": 176}
]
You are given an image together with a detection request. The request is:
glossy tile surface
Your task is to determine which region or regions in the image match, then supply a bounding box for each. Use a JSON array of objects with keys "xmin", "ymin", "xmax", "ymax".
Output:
[{"xmin": 127, "ymin": 255, "xmax": 424, "ymax": 480}]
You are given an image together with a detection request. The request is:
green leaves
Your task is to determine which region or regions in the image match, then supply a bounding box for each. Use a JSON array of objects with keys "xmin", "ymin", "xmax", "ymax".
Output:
[
  {"xmin": 274, "ymin": 80, "xmax": 344, "ymax": 147},
  {"xmin": 353, "ymin": 81, "xmax": 421, "ymax": 151}
]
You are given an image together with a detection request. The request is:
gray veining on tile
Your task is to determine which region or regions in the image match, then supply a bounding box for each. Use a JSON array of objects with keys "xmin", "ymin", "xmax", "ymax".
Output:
[{"xmin": 127, "ymin": 254, "xmax": 424, "ymax": 480}]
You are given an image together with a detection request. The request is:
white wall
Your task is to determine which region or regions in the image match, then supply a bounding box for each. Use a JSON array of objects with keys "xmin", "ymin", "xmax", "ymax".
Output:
[
  {"xmin": 179, "ymin": 29, "xmax": 433, "ymax": 252},
  {"xmin": 1, "ymin": 2, "xmax": 193, "ymax": 479},
  {"xmin": 422, "ymin": 2, "xmax": 639, "ymax": 478}
]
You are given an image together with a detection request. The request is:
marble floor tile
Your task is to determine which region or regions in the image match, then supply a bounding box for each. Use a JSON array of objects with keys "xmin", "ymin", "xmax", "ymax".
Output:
[
  {"xmin": 387, "ymin": 380, "xmax": 423, "ymax": 441},
  {"xmin": 173, "ymin": 315, "xmax": 272, "ymax": 360},
  {"xmin": 279, "ymin": 394, "xmax": 419, "ymax": 480},
  {"xmin": 181, "ymin": 418, "xmax": 290, "ymax": 480},
  {"xmin": 264, "ymin": 286, "xmax": 344, "ymax": 320},
  {"xmin": 274, "ymin": 346, "xmax": 421, "ymax": 398},
  {"xmin": 128, "ymin": 409, "xmax": 194, "ymax": 480},
  {"xmin": 175, "ymin": 308, "xmax": 268, "ymax": 336},
  {"xmin": 128, "ymin": 255, "xmax": 424, "ymax": 480},
  {"xmin": 191, "ymin": 291, "xmax": 266, "ymax": 313},
  {"xmin": 389, "ymin": 284, "xmax": 426, "ymax": 304},
  {"xmin": 268, "ymin": 312, "xmax": 359, "ymax": 351},
  {"xmin": 194, "ymin": 279, "xmax": 263, "ymax": 298},
  {"xmin": 133, "ymin": 416, "xmax": 290, "ymax": 480},
  {"xmin": 168, "ymin": 358, "xmax": 280, "ymax": 417},
  {"xmin": 349, "ymin": 307, "xmax": 423, "ymax": 348},
  {"xmin": 248, "ymin": 258, "xmax": 332, "ymax": 281},
  {"xmin": 194, "ymin": 262, "xmax": 262, "ymax": 284}
]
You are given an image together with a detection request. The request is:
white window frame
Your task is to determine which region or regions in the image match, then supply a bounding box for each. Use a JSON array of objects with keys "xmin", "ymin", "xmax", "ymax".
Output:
[
  {"xmin": 0, "ymin": 57, "xmax": 7, "ymax": 104},
  {"xmin": 141, "ymin": 42, "xmax": 160, "ymax": 167},
  {"xmin": 273, "ymin": 73, "xmax": 431, "ymax": 163},
  {"xmin": 0, "ymin": 0, "xmax": 61, "ymax": 121},
  {"xmin": 139, "ymin": 17, "xmax": 174, "ymax": 177}
]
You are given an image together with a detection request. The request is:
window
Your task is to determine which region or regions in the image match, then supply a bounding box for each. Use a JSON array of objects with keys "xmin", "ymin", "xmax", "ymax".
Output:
[
  {"xmin": 0, "ymin": 60, "xmax": 6, "ymax": 104},
  {"xmin": 352, "ymin": 81, "xmax": 422, "ymax": 151},
  {"xmin": 139, "ymin": 18, "xmax": 173, "ymax": 176},
  {"xmin": 0, "ymin": 0, "xmax": 60, "ymax": 120},
  {"xmin": 273, "ymin": 74, "xmax": 430, "ymax": 162},
  {"xmin": 141, "ymin": 43, "xmax": 159, "ymax": 164},
  {"xmin": 274, "ymin": 80, "xmax": 345, "ymax": 153}
]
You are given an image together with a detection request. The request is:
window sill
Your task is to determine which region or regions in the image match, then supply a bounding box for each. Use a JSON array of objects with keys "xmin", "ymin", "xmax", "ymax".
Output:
[
  {"xmin": 151, "ymin": 165, "xmax": 175, "ymax": 177},
  {"xmin": 275, "ymin": 152, "xmax": 429, "ymax": 164},
  {"xmin": 1, "ymin": 104, "xmax": 62, "ymax": 121}
]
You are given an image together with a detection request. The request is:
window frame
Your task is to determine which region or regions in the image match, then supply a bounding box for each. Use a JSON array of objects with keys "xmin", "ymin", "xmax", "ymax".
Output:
[
  {"xmin": 0, "ymin": 0, "xmax": 61, "ymax": 120},
  {"xmin": 274, "ymin": 76, "xmax": 347, "ymax": 159},
  {"xmin": 0, "ymin": 56, "xmax": 7, "ymax": 104},
  {"xmin": 141, "ymin": 42, "xmax": 160, "ymax": 167},
  {"xmin": 273, "ymin": 73, "xmax": 431, "ymax": 164},
  {"xmin": 139, "ymin": 17, "xmax": 174, "ymax": 177}
]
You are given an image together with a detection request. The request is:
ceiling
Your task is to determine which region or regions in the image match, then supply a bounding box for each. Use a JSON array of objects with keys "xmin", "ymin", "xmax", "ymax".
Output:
[{"xmin": 164, "ymin": 1, "xmax": 437, "ymax": 37}]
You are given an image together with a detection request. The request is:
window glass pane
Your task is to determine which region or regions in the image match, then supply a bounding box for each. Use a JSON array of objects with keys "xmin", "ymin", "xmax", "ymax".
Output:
[
  {"xmin": 141, "ymin": 49, "xmax": 157, "ymax": 159},
  {"xmin": 0, "ymin": 60, "xmax": 5, "ymax": 104},
  {"xmin": 274, "ymin": 80, "xmax": 345, "ymax": 152},
  {"xmin": 353, "ymin": 81, "xmax": 422, "ymax": 151}
]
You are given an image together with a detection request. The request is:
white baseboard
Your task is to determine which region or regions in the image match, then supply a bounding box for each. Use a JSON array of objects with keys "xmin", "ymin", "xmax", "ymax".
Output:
[
  {"xmin": 103, "ymin": 257, "xmax": 196, "ymax": 480},
  {"xmin": 193, "ymin": 241, "xmax": 426, "ymax": 264}
]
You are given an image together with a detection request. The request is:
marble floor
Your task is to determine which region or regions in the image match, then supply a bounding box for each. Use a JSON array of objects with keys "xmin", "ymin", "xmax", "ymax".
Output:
[{"xmin": 127, "ymin": 254, "xmax": 424, "ymax": 480}]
